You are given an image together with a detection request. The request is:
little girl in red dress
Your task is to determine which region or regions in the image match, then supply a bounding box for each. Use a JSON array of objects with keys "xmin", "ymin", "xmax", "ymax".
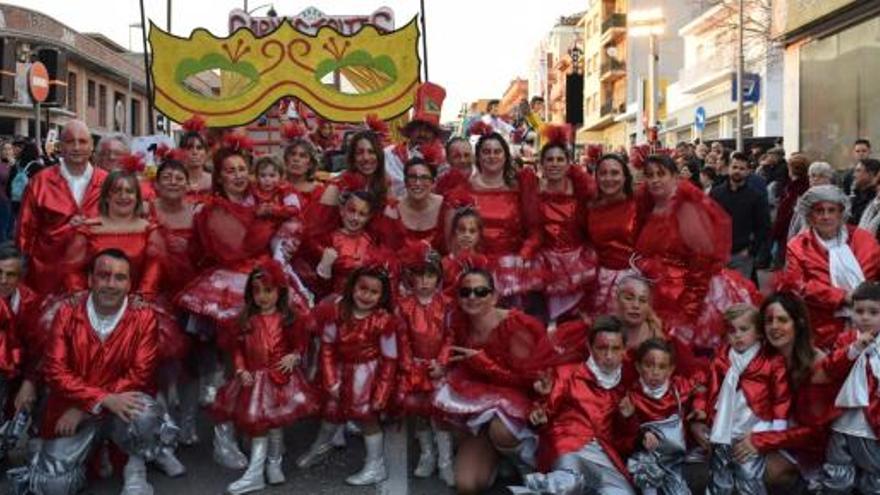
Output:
[
  {"xmin": 395, "ymin": 242, "xmax": 455, "ymax": 486},
  {"xmin": 297, "ymin": 265, "xmax": 400, "ymax": 486},
  {"xmin": 210, "ymin": 261, "xmax": 319, "ymax": 494}
]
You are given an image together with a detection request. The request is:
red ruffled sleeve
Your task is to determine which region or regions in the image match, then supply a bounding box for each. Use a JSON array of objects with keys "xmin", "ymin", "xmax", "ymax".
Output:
[
  {"xmin": 518, "ymin": 168, "xmax": 542, "ymax": 259},
  {"xmin": 371, "ymin": 313, "xmax": 400, "ymax": 411}
]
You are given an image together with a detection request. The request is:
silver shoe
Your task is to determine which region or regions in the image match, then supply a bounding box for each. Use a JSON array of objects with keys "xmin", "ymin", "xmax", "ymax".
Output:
[
  {"xmin": 226, "ymin": 437, "xmax": 267, "ymax": 495},
  {"xmin": 295, "ymin": 422, "xmax": 338, "ymax": 469},
  {"xmin": 213, "ymin": 423, "xmax": 248, "ymax": 470},
  {"xmin": 121, "ymin": 456, "xmax": 154, "ymax": 495},
  {"xmin": 154, "ymin": 447, "xmax": 186, "ymax": 477}
]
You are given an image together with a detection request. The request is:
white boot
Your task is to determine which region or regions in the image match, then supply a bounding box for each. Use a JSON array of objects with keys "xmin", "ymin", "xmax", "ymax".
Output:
[
  {"xmin": 213, "ymin": 422, "xmax": 248, "ymax": 469},
  {"xmin": 435, "ymin": 429, "xmax": 455, "ymax": 487},
  {"xmin": 413, "ymin": 429, "xmax": 436, "ymax": 478},
  {"xmin": 154, "ymin": 446, "xmax": 186, "ymax": 477},
  {"xmin": 345, "ymin": 431, "xmax": 387, "ymax": 485},
  {"xmin": 226, "ymin": 437, "xmax": 267, "ymax": 495},
  {"xmin": 295, "ymin": 422, "xmax": 339, "ymax": 468},
  {"xmin": 120, "ymin": 455, "xmax": 154, "ymax": 495},
  {"xmin": 265, "ymin": 429, "xmax": 285, "ymax": 485},
  {"xmin": 177, "ymin": 379, "xmax": 200, "ymax": 446}
]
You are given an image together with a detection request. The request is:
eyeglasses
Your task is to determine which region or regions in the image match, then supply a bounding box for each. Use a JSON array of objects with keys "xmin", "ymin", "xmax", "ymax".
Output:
[
  {"xmin": 458, "ymin": 286, "xmax": 493, "ymax": 299},
  {"xmin": 405, "ymin": 174, "xmax": 434, "ymax": 183}
]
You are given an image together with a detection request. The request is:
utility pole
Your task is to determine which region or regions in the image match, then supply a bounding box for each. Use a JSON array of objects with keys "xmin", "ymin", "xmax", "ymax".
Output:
[{"xmin": 736, "ymin": 0, "xmax": 745, "ymax": 152}]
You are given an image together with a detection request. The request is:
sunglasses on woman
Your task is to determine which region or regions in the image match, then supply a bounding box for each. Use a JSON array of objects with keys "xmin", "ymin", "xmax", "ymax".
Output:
[{"xmin": 458, "ymin": 286, "xmax": 493, "ymax": 299}]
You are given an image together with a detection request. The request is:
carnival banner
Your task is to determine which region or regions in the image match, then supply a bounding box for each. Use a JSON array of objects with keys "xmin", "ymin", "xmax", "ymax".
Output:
[{"xmin": 148, "ymin": 17, "xmax": 421, "ymax": 127}]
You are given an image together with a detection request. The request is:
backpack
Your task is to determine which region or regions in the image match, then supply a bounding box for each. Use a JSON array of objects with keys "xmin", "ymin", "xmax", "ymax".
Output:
[{"xmin": 10, "ymin": 160, "xmax": 38, "ymax": 202}]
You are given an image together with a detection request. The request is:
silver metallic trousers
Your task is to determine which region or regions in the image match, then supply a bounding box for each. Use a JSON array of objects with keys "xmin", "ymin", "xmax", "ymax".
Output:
[
  {"xmin": 706, "ymin": 443, "xmax": 767, "ymax": 495},
  {"xmin": 7, "ymin": 393, "xmax": 178, "ymax": 495},
  {"xmin": 820, "ymin": 431, "xmax": 880, "ymax": 495}
]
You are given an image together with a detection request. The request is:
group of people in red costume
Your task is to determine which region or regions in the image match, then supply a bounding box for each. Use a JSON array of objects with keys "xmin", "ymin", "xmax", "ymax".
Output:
[{"xmin": 0, "ymin": 80, "xmax": 877, "ymax": 495}]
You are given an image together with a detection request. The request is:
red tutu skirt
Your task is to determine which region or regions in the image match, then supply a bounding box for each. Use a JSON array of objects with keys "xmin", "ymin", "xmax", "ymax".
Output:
[
  {"xmin": 537, "ymin": 247, "xmax": 599, "ymax": 320},
  {"xmin": 176, "ymin": 267, "xmax": 250, "ymax": 325},
  {"xmin": 491, "ymin": 254, "xmax": 544, "ymax": 298},
  {"xmin": 395, "ymin": 359, "xmax": 443, "ymax": 418},
  {"xmin": 663, "ymin": 268, "xmax": 760, "ymax": 350},
  {"xmin": 432, "ymin": 367, "xmax": 538, "ymax": 465},
  {"xmin": 323, "ymin": 359, "xmax": 387, "ymax": 423},
  {"xmin": 210, "ymin": 368, "xmax": 320, "ymax": 436},
  {"xmin": 591, "ymin": 266, "xmax": 638, "ymax": 316}
]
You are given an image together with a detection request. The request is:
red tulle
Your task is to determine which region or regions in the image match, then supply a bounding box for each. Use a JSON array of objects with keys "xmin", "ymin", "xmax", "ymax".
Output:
[
  {"xmin": 280, "ymin": 121, "xmax": 307, "ymax": 141},
  {"xmin": 221, "ymin": 132, "xmax": 255, "ymax": 153},
  {"xmin": 419, "ymin": 141, "xmax": 445, "ymax": 168},
  {"xmin": 542, "ymin": 124, "xmax": 569, "ymax": 148},
  {"xmin": 119, "ymin": 153, "xmax": 146, "ymax": 174},
  {"xmin": 182, "ymin": 114, "xmax": 207, "ymax": 135}
]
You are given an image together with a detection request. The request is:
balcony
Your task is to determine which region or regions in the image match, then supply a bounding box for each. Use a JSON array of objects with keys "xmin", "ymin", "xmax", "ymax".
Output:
[
  {"xmin": 600, "ymin": 58, "xmax": 626, "ymax": 82},
  {"xmin": 600, "ymin": 100, "xmax": 627, "ymax": 117},
  {"xmin": 601, "ymin": 13, "xmax": 626, "ymax": 43}
]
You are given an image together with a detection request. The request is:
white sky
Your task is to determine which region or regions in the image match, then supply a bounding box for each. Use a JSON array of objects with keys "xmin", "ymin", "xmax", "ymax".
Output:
[{"xmin": 6, "ymin": 0, "xmax": 588, "ymax": 122}]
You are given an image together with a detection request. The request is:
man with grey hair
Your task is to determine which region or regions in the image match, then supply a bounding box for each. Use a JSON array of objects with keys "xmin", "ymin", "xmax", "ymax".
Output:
[
  {"xmin": 15, "ymin": 120, "xmax": 107, "ymax": 294},
  {"xmin": 95, "ymin": 133, "xmax": 131, "ymax": 172}
]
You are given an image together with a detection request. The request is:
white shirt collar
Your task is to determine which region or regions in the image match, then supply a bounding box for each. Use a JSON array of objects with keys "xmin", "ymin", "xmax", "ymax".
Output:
[
  {"xmin": 59, "ymin": 160, "xmax": 94, "ymax": 206},
  {"xmin": 8, "ymin": 288, "xmax": 19, "ymax": 315},
  {"xmin": 86, "ymin": 293, "xmax": 128, "ymax": 342},
  {"xmin": 641, "ymin": 378, "xmax": 670, "ymax": 400},
  {"xmin": 586, "ymin": 355, "xmax": 622, "ymax": 390}
]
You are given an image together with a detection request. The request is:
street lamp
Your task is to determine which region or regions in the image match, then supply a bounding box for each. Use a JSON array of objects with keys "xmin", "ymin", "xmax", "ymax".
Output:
[{"xmin": 628, "ymin": 8, "xmax": 665, "ymax": 145}]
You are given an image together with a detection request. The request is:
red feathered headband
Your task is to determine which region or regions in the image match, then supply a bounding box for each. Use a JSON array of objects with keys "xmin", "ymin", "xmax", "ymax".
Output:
[
  {"xmin": 337, "ymin": 171, "xmax": 368, "ymax": 196},
  {"xmin": 418, "ymin": 141, "xmax": 445, "ymax": 168},
  {"xmin": 118, "ymin": 153, "xmax": 146, "ymax": 174},
  {"xmin": 364, "ymin": 113, "xmax": 389, "ymax": 136},
  {"xmin": 468, "ymin": 121, "xmax": 494, "ymax": 138},
  {"xmin": 400, "ymin": 241, "xmax": 441, "ymax": 271},
  {"xmin": 253, "ymin": 259, "xmax": 287, "ymax": 288},
  {"xmin": 154, "ymin": 144, "xmax": 187, "ymax": 164},
  {"xmin": 542, "ymin": 125, "xmax": 569, "ymax": 148},
  {"xmin": 182, "ymin": 114, "xmax": 207, "ymax": 135},
  {"xmin": 280, "ymin": 121, "xmax": 308, "ymax": 142},
  {"xmin": 221, "ymin": 132, "xmax": 255, "ymax": 154}
]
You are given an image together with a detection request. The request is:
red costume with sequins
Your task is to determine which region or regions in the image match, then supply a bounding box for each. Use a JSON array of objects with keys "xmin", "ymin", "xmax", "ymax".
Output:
[
  {"xmin": 693, "ymin": 345, "xmax": 791, "ymax": 429},
  {"xmin": 635, "ymin": 181, "xmax": 759, "ymax": 349},
  {"xmin": 210, "ymin": 313, "xmax": 319, "ymax": 436},
  {"xmin": 535, "ymin": 169, "xmax": 598, "ymax": 318},
  {"xmin": 300, "ymin": 228, "xmax": 378, "ymax": 296},
  {"xmin": 584, "ymin": 197, "xmax": 642, "ymax": 315},
  {"xmin": 176, "ymin": 193, "xmax": 308, "ymax": 338},
  {"xmin": 40, "ymin": 296, "xmax": 158, "ymax": 438},
  {"xmin": 781, "ymin": 226, "xmax": 880, "ymax": 349},
  {"xmin": 620, "ymin": 376, "xmax": 698, "ymax": 451},
  {"xmin": 149, "ymin": 207, "xmax": 201, "ymax": 299},
  {"xmin": 253, "ymin": 183, "xmax": 301, "ymax": 223},
  {"xmin": 535, "ymin": 361, "xmax": 629, "ymax": 475},
  {"xmin": 395, "ymin": 293, "xmax": 453, "ymax": 416},
  {"xmin": 450, "ymin": 176, "xmax": 542, "ymax": 297},
  {"xmin": 751, "ymin": 352, "xmax": 853, "ymax": 471},
  {"xmin": 16, "ymin": 165, "xmax": 108, "ymax": 294},
  {"xmin": 0, "ymin": 300, "xmax": 18, "ymax": 379},
  {"xmin": 433, "ymin": 310, "xmax": 551, "ymax": 445},
  {"xmin": 314, "ymin": 298, "xmax": 399, "ymax": 422},
  {"xmin": 385, "ymin": 201, "xmax": 447, "ymax": 253}
]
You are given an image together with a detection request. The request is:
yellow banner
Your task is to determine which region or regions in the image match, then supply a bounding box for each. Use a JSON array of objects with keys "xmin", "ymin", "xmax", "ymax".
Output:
[{"xmin": 149, "ymin": 17, "xmax": 422, "ymax": 127}]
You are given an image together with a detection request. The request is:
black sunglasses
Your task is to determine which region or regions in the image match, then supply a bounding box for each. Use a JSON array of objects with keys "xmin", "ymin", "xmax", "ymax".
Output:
[{"xmin": 458, "ymin": 286, "xmax": 493, "ymax": 299}]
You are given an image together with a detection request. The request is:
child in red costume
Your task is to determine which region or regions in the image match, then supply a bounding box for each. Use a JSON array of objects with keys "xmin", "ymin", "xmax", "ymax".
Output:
[
  {"xmin": 820, "ymin": 281, "xmax": 880, "ymax": 493},
  {"xmin": 691, "ymin": 304, "xmax": 791, "ymax": 495},
  {"xmin": 520, "ymin": 316, "xmax": 635, "ymax": 495},
  {"xmin": 297, "ymin": 265, "xmax": 399, "ymax": 486},
  {"xmin": 395, "ymin": 242, "xmax": 455, "ymax": 486},
  {"xmin": 210, "ymin": 262, "xmax": 319, "ymax": 494},
  {"xmin": 619, "ymin": 338, "xmax": 698, "ymax": 494}
]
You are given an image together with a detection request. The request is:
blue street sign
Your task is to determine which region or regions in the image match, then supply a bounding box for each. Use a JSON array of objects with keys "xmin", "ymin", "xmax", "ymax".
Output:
[
  {"xmin": 695, "ymin": 106, "xmax": 706, "ymax": 132},
  {"xmin": 731, "ymin": 73, "xmax": 761, "ymax": 103}
]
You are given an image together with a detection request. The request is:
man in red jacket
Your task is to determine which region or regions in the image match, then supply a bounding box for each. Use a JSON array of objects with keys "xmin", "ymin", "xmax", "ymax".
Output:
[
  {"xmin": 8, "ymin": 249, "xmax": 176, "ymax": 495},
  {"xmin": 15, "ymin": 120, "xmax": 107, "ymax": 295}
]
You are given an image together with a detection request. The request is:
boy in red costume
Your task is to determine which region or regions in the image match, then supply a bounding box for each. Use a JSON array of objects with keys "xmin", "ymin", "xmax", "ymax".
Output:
[{"xmin": 517, "ymin": 315, "xmax": 635, "ymax": 495}]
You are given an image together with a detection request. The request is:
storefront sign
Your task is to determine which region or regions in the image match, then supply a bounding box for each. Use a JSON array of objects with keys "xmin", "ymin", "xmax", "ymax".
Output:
[{"xmin": 784, "ymin": 0, "xmax": 857, "ymax": 34}]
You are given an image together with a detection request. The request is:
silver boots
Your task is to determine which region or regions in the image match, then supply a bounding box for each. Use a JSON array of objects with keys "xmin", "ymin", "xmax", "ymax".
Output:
[
  {"xmin": 345, "ymin": 432, "xmax": 387, "ymax": 485},
  {"xmin": 213, "ymin": 422, "xmax": 248, "ymax": 469},
  {"xmin": 226, "ymin": 436, "xmax": 267, "ymax": 495}
]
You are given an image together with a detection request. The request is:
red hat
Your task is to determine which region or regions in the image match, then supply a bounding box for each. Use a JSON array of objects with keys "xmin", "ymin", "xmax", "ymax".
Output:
[{"xmin": 402, "ymin": 82, "xmax": 446, "ymax": 136}]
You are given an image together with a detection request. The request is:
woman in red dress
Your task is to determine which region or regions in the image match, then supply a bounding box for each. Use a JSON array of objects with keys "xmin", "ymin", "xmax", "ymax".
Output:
[
  {"xmin": 448, "ymin": 131, "xmax": 541, "ymax": 298},
  {"xmin": 283, "ymin": 137, "xmax": 325, "ymax": 210},
  {"xmin": 435, "ymin": 137, "xmax": 474, "ymax": 196},
  {"xmin": 534, "ymin": 126, "xmax": 597, "ymax": 320},
  {"xmin": 584, "ymin": 154, "xmax": 641, "ymax": 315},
  {"xmin": 179, "ymin": 126, "xmax": 213, "ymax": 202},
  {"xmin": 432, "ymin": 267, "xmax": 566, "ymax": 494},
  {"xmin": 635, "ymin": 154, "xmax": 759, "ymax": 351},
  {"xmin": 386, "ymin": 158, "xmax": 445, "ymax": 252},
  {"xmin": 736, "ymin": 292, "xmax": 855, "ymax": 489},
  {"xmin": 150, "ymin": 159, "xmax": 205, "ymax": 445}
]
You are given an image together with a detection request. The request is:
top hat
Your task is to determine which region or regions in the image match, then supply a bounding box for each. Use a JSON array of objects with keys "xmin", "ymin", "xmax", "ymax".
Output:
[{"xmin": 402, "ymin": 82, "xmax": 446, "ymax": 136}]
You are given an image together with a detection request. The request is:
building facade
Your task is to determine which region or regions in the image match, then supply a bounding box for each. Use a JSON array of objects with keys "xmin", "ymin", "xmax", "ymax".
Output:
[
  {"xmin": 775, "ymin": 0, "xmax": 880, "ymax": 168},
  {"xmin": 528, "ymin": 13, "xmax": 583, "ymax": 124},
  {"xmin": 663, "ymin": 1, "xmax": 783, "ymax": 147},
  {"xmin": 0, "ymin": 4, "xmax": 152, "ymax": 140}
]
